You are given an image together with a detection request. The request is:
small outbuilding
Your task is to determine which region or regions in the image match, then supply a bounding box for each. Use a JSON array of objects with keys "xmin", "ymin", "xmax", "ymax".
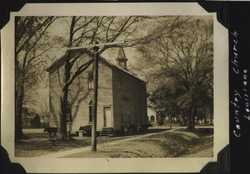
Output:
[{"xmin": 147, "ymin": 107, "xmax": 157, "ymax": 124}]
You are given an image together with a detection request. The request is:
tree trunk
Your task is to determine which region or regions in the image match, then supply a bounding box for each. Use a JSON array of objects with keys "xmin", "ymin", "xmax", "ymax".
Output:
[
  {"xmin": 192, "ymin": 108, "xmax": 196, "ymax": 130},
  {"xmin": 58, "ymin": 60, "xmax": 71, "ymax": 140},
  {"xmin": 187, "ymin": 107, "xmax": 195, "ymax": 131},
  {"xmin": 210, "ymin": 111, "xmax": 213, "ymax": 125},
  {"xmin": 58, "ymin": 97, "xmax": 66, "ymax": 140},
  {"xmin": 204, "ymin": 114, "xmax": 208, "ymax": 125},
  {"xmin": 15, "ymin": 80, "xmax": 24, "ymax": 141},
  {"xmin": 169, "ymin": 112, "xmax": 172, "ymax": 129},
  {"xmin": 182, "ymin": 110, "xmax": 187, "ymax": 126},
  {"xmin": 58, "ymin": 16, "xmax": 77, "ymax": 140}
]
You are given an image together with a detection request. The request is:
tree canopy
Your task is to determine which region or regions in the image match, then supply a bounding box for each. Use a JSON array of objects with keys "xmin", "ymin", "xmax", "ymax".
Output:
[{"xmin": 134, "ymin": 16, "xmax": 213, "ymax": 129}]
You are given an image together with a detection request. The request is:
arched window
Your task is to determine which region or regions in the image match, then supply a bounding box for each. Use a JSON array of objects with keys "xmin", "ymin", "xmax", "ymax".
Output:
[
  {"xmin": 150, "ymin": 115, "xmax": 155, "ymax": 122},
  {"xmin": 88, "ymin": 71, "xmax": 94, "ymax": 90}
]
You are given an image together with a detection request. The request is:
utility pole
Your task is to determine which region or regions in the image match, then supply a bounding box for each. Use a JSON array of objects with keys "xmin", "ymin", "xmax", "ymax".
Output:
[
  {"xmin": 170, "ymin": 113, "xmax": 172, "ymax": 129},
  {"xmin": 67, "ymin": 41, "xmax": 126, "ymax": 152},
  {"xmin": 91, "ymin": 43, "xmax": 99, "ymax": 152}
]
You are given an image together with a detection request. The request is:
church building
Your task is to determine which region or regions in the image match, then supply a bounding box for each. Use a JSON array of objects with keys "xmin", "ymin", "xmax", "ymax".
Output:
[{"xmin": 46, "ymin": 47, "xmax": 148, "ymax": 135}]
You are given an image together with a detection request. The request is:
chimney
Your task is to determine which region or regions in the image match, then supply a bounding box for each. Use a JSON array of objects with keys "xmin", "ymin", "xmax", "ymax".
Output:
[{"xmin": 116, "ymin": 47, "xmax": 128, "ymax": 70}]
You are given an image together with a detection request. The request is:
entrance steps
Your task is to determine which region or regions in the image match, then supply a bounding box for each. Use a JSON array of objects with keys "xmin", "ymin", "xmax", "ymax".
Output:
[{"xmin": 100, "ymin": 127, "xmax": 114, "ymax": 136}]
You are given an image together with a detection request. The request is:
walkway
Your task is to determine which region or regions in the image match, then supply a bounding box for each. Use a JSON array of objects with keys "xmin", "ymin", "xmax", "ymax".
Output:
[{"xmin": 38, "ymin": 128, "xmax": 176, "ymax": 158}]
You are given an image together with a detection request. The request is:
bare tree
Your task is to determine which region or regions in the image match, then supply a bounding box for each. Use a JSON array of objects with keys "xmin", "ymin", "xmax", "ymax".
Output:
[
  {"xmin": 15, "ymin": 16, "xmax": 56, "ymax": 140},
  {"xmin": 56, "ymin": 16, "xmax": 141, "ymax": 140}
]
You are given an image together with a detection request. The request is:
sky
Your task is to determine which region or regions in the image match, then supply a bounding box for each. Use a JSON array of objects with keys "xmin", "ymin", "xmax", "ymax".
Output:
[{"xmin": 45, "ymin": 17, "xmax": 145, "ymax": 65}]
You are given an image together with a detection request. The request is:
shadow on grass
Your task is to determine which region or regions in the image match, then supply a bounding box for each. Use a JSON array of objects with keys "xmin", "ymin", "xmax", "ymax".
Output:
[
  {"xmin": 139, "ymin": 127, "xmax": 214, "ymax": 157},
  {"xmin": 177, "ymin": 127, "xmax": 214, "ymax": 136},
  {"xmin": 146, "ymin": 128, "xmax": 170, "ymax": 133},
  {"xmin": 109, "ymin": 127, "xmax": 171, "ymax": 138}
]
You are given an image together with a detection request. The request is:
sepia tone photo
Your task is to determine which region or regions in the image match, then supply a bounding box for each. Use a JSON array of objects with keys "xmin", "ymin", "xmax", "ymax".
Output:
[{"xmin": 14, "ymin": 15, "xmax": 214, "ymax": 158}]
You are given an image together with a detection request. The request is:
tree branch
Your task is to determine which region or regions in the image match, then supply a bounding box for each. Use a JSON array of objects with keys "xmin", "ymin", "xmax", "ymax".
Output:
[{"xmin": 63, "ymin": 59, "xmax": 93, "ymax": 90}]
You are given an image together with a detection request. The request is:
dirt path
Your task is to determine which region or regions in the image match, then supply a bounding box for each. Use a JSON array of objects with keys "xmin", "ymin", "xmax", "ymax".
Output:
[{"xmin": 38, "ymin": 129, "xmax": 176, "ymax": 158}]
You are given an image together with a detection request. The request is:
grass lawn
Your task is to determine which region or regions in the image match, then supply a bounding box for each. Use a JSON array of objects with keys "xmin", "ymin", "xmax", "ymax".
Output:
[
  {"xmin": 15, "ymin": 135, "xmax": 135, "ymax": 157},
  {"xmin": 64, "ymin": 128, "xmax": 213, "ymax": 158},
  {"xmin": 157, "ymin": 130, "xmax": 213, "ymax": 157},
  {"xmin": 15, "ymin": 136, "xmax": 90, "ymax": 157},
  {"xmin": 15, "ymin": 128, "xmax": 169, "ymax": 157},
  {"xmin": 16, "ymin": 127, "xmax": 213, "ymax": 158}
]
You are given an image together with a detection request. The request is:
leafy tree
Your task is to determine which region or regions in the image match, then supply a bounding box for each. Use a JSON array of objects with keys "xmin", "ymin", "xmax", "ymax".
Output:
[{"xmin": 136, "ymin": 17, "xmax": 213, "ymax": 130}]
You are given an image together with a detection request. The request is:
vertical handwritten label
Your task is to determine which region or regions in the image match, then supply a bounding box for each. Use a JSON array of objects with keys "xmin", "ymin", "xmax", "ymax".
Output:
[
  {"xmin": 231, "ymin": 31, "xmax": 249, "ymax": 138},
  {"xmin": 231, "ymin": 89, "xmax": 241, "ymax": 137},
  {"xmin": 230, "ymin": 31, "xmax": 241, "ymax": 138},
  {"xmin": 242, "ymin": 69, "xmax": 250, "ymax": 121},
  {"xmin": 232, "ymin": 31, "xmax": 240, "ymax": 75}
]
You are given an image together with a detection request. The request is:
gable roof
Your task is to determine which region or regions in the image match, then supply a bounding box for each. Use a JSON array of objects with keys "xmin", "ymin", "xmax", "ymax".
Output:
[
  {"xmin": 46, "ymin": 49, "xmax": 145, "ymax": 83},
  {"xmin": 46, "ymin": 48, "xmax": 87, "ymax": 73}
]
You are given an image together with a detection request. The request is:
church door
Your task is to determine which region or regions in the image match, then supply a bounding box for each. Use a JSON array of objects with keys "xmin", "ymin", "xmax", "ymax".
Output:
[{"xmin": 104, "ymin": 107, "xmax": 112, "ymax": 127}]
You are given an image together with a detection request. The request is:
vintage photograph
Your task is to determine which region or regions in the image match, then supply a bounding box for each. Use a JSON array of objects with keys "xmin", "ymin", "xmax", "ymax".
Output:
[{"xmin": 15, "ymin": 15, "xmax": 213, "ymax": 158}]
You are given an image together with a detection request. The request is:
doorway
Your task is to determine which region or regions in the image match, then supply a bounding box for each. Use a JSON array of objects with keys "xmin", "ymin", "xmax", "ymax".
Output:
[{"xmin": 103, "ymin": 106, "xmax": 112, "ymax": 128}]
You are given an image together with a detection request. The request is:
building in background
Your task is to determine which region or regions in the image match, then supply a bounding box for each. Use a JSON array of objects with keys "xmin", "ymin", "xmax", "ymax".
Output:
[{"xmin": 147, "ymin": 107, "xmax": 157, "ymax": 125}]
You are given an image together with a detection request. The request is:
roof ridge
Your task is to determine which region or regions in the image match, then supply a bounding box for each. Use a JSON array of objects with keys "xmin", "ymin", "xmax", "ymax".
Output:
[{"xmin": 47, "ymin": 49, "xmax": 145, "ymax": 83}]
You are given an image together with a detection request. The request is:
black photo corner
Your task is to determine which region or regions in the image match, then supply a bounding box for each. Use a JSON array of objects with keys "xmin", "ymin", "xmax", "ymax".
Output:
[{"xmin": 0, "ymin": 1, "xmax": 250, "ymax": 174}]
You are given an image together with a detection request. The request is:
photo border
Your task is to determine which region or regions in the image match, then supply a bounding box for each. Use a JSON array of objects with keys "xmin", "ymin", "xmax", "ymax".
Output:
[{"xmin": 0, "ymin": 1, "xmax": 232, "ymax": 174}]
